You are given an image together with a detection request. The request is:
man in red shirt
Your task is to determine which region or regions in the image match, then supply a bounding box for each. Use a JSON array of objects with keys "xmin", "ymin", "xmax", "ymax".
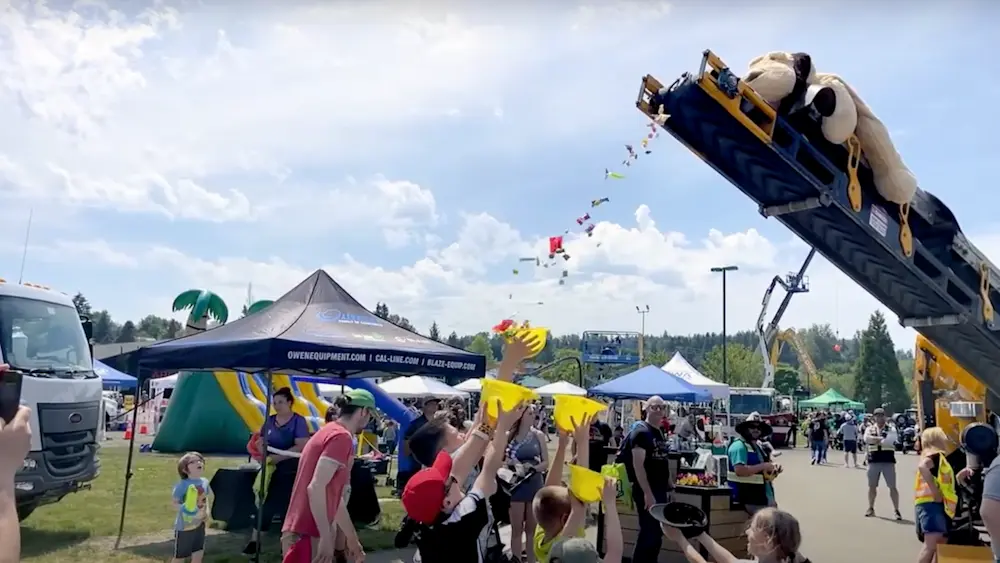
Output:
[{"xmin": 281, "ymin": 389, "xmax": 375, "ymax": 563}]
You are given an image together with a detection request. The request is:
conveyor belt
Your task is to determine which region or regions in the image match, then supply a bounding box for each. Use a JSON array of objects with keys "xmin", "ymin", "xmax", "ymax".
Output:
[{"xmin": 637, "ymin": 50, "xmax": 1000, "ymax": 396}]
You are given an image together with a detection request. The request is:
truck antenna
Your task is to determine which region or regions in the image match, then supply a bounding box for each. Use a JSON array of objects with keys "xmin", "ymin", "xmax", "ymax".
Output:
[{"xmin": 17, "ymin": 208, "xmax": 33, "ymax": 284}]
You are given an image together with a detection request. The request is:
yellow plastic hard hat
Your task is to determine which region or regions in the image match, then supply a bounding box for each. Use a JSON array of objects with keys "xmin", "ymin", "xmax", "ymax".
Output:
[
  {"xmin": 505, "ymin": 327, "xmax": 549, "ymax": 359},
  {"xmin": 481, "ymin": 379, "xmax": 538, "ymax": 419},
  {"xmin": 567, "ymin": 464, "xmax": 604, "ymax": 503},
  {"xmin": 553, "ymin": 395, "xmax": 607, "ymax": 433}
]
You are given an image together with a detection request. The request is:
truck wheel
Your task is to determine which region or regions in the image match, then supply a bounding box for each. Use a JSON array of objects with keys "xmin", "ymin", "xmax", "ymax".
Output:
[{"xmin": 16, "ymin": 504, "xmax": 36, "ymax": 522}]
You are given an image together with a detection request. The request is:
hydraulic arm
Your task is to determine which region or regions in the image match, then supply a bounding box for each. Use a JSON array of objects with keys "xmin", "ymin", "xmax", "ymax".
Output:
[{"xmin": 757, "ymin": 249, "xmax": 815, "ymax": 388}]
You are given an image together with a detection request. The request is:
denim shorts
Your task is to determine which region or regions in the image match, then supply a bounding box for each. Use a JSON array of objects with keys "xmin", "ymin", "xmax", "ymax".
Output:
[{"xmin": 915, "ymin": 501, "xmax": 949, "ymax": 535}]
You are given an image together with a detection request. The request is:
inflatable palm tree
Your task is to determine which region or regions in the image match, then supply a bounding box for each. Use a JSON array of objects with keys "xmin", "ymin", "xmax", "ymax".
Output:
[
  {"xmin": 172, "ymin": 289, "xmax": 229, "ymax": 335},
  {"xmin": 246, "ymin": 299, "xmax": 274, "ymax": 316}
]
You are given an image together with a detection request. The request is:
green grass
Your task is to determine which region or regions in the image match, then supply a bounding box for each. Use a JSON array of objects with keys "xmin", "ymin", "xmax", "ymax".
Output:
[{"xmin": 21, "ymin": 447, "xmax": 405, "ymax": 562}]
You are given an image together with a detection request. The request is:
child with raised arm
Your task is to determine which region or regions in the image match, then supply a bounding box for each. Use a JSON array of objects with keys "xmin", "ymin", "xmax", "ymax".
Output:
[
  {"xmin": 532, "ymin": 414, "xmax": 596, "ymax": 562},
  {"xmin": 660, "ymin": 507, "xmax": 811, "ymax": 563},
  {"xmin": 171, "ymin": 452, "xmax": 211, "ymax": 563}
]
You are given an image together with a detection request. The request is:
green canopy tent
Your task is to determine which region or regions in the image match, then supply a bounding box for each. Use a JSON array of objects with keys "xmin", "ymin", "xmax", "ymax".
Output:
[{"xmin": 798, "ymin": 388, "xmax": 865, "ymax": 411}]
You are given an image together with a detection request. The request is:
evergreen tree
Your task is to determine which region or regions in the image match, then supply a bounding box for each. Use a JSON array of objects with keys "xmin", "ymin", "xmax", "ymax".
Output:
[
  {"xmin": 853, "ymin": 311, "xmax": 907, "ymax": 411},
  {"xmin": 72, "ymin": 293, "xmax": 92, "ymax": 316},
  {"xmin": 428, "ymin": 322, "xmax": 441, "ymax": 341},
  {"xmin": 465, "ymin": 333, "xmax": 496, "ymax": 366},
  {"xmin": 116, "ymin": 320, "xmax": 137, "ymax": 343}
]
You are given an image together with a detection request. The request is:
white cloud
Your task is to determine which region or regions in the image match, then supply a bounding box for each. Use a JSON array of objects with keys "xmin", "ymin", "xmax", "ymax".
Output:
[
  {"xmin": 21, "ymin": 204, "xmax": 946, "ymax": 350},
  {"xmin": 0, "ymin": 0, "xmax": 991, "ymax": 363}
]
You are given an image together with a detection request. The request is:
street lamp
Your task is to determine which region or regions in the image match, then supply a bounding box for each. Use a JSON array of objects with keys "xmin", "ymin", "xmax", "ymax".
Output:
[
  {"xmin": 636, "ymin": 305, "xmax": 650, "ymax": 362},
  {"xmin": 710, "ymin": 266, "xmax": 739, "ymax": 384}
]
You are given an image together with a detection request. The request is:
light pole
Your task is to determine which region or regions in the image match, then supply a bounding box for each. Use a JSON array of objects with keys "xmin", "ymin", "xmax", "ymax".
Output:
[
  {"xmin": 636, "ymin": 305, "xmax": 650, "ymax": 363},
  {"xmin": 710, "ymin": 266, "xmax": 739, "ymax": 383}
]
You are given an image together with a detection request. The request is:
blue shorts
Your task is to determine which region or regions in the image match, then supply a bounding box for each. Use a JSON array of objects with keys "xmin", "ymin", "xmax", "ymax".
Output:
[{"xmin": 915, "ymin": 502, "xmax": 949, "ymax": 535}]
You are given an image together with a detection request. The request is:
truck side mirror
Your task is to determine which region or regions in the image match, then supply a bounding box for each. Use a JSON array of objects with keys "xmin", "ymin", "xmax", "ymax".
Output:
[{"xmin": 80, "ymin": 315, "xmax": 94, "ymax": 342}]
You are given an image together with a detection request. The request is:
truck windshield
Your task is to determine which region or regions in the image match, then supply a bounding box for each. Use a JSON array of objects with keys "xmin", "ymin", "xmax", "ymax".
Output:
[
  {"xmin": 0, "ymin": 296, "xmax": 93, "ymax": 377},
  {"xmin": 729, "ymin": 393, "xmax": 773, "ymax": 415}
]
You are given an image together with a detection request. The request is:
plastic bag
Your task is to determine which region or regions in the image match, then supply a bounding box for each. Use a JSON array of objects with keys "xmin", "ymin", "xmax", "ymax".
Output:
[{"xmin": 601, "ymin": 463, "xmax": 632, "ymax": 509}]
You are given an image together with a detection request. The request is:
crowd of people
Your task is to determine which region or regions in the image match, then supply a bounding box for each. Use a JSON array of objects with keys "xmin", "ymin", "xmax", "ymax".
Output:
[{"xmin": 40, "ymin": 355, "xmax": 999, "ymax": 563}]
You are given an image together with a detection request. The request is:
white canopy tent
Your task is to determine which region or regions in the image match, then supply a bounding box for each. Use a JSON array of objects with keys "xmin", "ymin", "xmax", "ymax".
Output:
[
  {"xmin": 318, "ymin": 383, "xmax": 352, "ymax": 398},
  {"xmin": 149, "ymin": 373, "xmax": 178, "ymax": 396},
  {"xmin": 534, "ymin": 380, "xmax": 587, "ymax": 397},
  {"xmin": 454, "ymin": 378, "xmax": 483, "ymax": 393},
  {"xmin": 379, "ymin": 375, "xmax": 469, "ymax": 399},
  {"xmin": 661, "ymin": 352, "xmax": 730, "ymax": 400}
]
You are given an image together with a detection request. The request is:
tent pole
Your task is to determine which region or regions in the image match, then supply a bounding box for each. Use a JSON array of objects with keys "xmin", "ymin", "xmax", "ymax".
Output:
[
  {"xmin": 114, "ymin": 369, "xmax": 145, "ymax": 549},
  {"xmin": 253, "ymin": 371, "xmax": 275, "ymax": 563}
]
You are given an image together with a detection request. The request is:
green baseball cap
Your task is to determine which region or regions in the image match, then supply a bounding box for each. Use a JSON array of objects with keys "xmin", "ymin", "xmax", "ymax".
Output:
[
  {"xmin": 548, "ymin": 538, "xmax": 599, "ymax": 563},
  {"xmin": 345, "ymin": 389, "xmax": 376, "ymax": 409}
]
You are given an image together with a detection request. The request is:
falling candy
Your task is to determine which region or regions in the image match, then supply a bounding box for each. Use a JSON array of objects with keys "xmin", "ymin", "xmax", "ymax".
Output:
[
  {"xmin": 605, "ymin": 168, "xmax": 625, "ymax": 180},
  {"xmin": 585, "ymin": 224, "xmax": 595, "ymax": 237},
  {"xmin": 576, "ymin": 213, "xmax": 591, "ymax": 225},
  {"xmin": 592, "ymin": 197, "xmax": 610, "ymax": 207}
]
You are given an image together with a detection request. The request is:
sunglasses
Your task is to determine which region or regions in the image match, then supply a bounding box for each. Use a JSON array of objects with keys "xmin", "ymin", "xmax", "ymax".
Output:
[{"xmin": 647, "ymin": 404, "xmax": 665, "ymax": 411}]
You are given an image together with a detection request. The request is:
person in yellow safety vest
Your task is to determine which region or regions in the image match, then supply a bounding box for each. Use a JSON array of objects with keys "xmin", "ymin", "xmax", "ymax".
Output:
[
  {"xmin": 863, "ymin": 408, "xmax": 901, "ymax": 520},
  {"xmin": 727, "ymin": 412, "xmax": 781, "ymax": 514},
  {"xmin": 914, "ymin": 427, "xmax": 957, "ymax": 563}
]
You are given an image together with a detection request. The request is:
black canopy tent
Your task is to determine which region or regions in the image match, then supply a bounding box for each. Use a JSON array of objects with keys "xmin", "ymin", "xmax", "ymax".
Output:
[{"xmin": 114, "ymin": 270, "xmax": 486, "ymax": 559}]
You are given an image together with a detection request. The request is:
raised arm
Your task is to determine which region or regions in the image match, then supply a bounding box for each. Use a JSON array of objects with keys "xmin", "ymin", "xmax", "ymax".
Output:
[
  {"xmin": 494, "ymin": 333, "xmax": 539, "ymax": 382},
  {"xmin": 600, "ymin": 478, "xmax": 623, "ymax": 563},
  {"xmin": 473, "ymin": 402, "xmax": 523, "ymax": 497},
  {"xmin": 546, "ymin": 431, "xmax": 571, "ymax": 487}
]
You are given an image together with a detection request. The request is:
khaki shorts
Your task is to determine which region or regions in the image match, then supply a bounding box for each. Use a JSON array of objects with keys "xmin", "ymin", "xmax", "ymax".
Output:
[{"xmin": 867, "ymin": 462, "xmax": 897, "ymax": 489}]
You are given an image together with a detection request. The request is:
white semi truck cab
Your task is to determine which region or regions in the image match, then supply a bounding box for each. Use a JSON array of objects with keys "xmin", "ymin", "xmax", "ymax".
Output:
[{"xmin": 0, "ymin": 279, "xmax": 102, "ymax": 521}]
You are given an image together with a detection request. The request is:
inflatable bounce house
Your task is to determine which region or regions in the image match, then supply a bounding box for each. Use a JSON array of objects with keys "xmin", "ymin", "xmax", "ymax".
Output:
[{"xmin": 152, "ymin": 290, "xmax": 411, "ymax": 454}]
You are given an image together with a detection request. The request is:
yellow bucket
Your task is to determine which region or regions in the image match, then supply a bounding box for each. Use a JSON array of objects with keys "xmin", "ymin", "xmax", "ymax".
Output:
[
  {"xmin": 504, "ymin": 327, "xmax": 549, "ymax": 359},
  {"xmin": 553, "ymin": 395, "xmax": 607, "ymax": 433},
  {"xmin": 481, "ymin": 379, "xmax": 538, "ymax": 419},
  {"xmin": 568, "ymin": 464, "xmax": 604, "ymax": 503}
]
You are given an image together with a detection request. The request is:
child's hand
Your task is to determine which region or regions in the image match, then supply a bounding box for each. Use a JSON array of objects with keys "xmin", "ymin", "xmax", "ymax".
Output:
[
  {"xmin": 573, "ymin": 414, "xmax": 595, "ymax": 443},
  {"xmin": 495, "ymin": 401, "xmax": 525, "ymax": 433},
  {"xmin": 661, "ymin": 524, "xmax": 685, "ymax": 543},
  {"xmin": 601, "ymin": 477, "xmax": 617, "ymax": 504},
  {"xmin": 471, "ymin": 399, "xmax": 487, "ymax": 429}
]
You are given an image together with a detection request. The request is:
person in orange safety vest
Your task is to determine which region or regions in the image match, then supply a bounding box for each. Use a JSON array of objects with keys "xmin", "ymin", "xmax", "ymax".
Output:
[{"xmin": 914, "ymin": 427, "xmax": 958, "ymax": 563}]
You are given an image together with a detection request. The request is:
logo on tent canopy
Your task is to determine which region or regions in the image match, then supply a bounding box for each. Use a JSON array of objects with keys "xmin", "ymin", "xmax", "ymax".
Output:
[{"xmin": 316, "ymin": 309, "xmax": 383, "ymax": 327}]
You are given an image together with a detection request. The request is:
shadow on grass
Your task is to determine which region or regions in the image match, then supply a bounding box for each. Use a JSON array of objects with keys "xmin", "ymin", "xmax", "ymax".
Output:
[
  {"xmin": 20, "ymin": 528, "xmax": 92, "ymax": 558},
  {"xmin": 123, "ymin": 532, "xmax": 278, "ymax": 563},
  {"xmin": 121, "ymin": 527, "xmax": 401, "ymax": 563}
]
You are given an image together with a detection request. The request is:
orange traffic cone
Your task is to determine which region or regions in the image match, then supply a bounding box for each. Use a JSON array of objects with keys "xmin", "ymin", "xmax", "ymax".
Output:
[
  {"xmin": 124, "ymin": 423, "xmax": 133, "ymax": 440},
  {"xmin": 139, "ymin": 424, "xmax": 149, "ymax": 435}
]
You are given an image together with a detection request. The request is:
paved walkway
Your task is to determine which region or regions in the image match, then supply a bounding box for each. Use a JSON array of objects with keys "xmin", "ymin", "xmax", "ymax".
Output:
[{"xmin": 775, "ymin": 446, "xmax": 921, "ymax": 562}]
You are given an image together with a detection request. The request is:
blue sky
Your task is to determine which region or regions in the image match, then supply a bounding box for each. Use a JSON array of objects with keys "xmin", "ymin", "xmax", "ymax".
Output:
[{"xmin": 1, "ymin": 1, "xmax": 998, "ymax": 350}]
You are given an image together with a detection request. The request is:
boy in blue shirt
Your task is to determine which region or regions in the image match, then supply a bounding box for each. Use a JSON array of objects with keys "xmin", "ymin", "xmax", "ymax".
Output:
[{"xmin": 171, "ymin": 452, "xmax": 211, "ymax": 563}]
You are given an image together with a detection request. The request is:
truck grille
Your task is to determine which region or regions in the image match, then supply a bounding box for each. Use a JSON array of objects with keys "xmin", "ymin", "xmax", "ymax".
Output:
[{"xmin": 36, "ymin": 401, "xmax": 99, "ymax": 479}]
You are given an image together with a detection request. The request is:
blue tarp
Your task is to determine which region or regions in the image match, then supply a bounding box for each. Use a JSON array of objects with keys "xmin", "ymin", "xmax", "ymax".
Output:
[
  {"xmin": 588, "ymin": 365, "xmax": 712, "ymax": 402},
  {"xmin": 135, "ymin": 270, "xmax": 487, "ymax": 380},
  {"xmin": 95, "ymin": 359, "xmax": 137, "ymax": 390}
]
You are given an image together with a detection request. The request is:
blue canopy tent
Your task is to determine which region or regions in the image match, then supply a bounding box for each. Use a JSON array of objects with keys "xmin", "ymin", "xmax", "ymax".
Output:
[
  {"xmin": 115, "ymin": 269, "xmax": 487, "ymax": 555},
  {"xmin": 95, "ymin": 359, "xmax": 137, "ymax": 391},
  {"xmin": 589, "ymin": 365, "xmax": 712, "ymax": 402}
]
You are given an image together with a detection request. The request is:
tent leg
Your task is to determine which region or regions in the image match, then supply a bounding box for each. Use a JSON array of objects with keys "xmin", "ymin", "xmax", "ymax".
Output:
[
  {"xmin": 114, "ymin": 378, "xmax": 145, "ymax": 549},
  {"xmin": 253, "ymin": 371, "xmax": 274, "ymax": 563}
]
